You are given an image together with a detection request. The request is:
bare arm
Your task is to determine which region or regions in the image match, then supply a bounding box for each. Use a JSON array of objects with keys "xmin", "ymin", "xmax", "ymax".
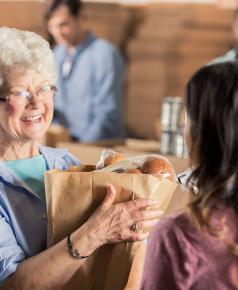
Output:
[{"xmin": 0, "ymin": 184, "xmax": 162, "ymax": 290}]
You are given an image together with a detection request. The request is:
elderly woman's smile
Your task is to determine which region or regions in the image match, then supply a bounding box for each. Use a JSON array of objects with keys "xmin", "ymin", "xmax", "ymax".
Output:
[
  {"xmin": 0, "ymin": 67, "xmax": 54, "ymax": 145},
  {"xmin": 21, "ymin": 114, "xmax": 43, "ymax": 123}
]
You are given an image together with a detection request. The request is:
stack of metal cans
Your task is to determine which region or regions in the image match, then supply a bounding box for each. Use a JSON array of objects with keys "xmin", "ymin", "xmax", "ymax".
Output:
[{"xmin": 160, "ymin": 96, "xmax": 187, "ymax": 158}]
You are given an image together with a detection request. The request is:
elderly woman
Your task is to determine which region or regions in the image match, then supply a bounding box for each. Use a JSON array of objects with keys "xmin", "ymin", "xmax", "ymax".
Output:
[{"xmin": 0, "ymin": 27, "xmax": 162, "ymax": 290}]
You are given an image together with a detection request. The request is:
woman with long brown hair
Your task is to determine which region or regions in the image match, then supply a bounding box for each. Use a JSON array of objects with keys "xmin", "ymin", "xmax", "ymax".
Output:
[{"xmin": 141, "ymin": 62, "xmax": 238, "ymax": 290}]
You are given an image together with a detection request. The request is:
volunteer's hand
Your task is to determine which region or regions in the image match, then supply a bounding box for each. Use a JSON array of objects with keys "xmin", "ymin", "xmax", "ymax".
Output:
[{"xmin": 80, "ymin": 183, "xmax": 163, "ymax": 251}]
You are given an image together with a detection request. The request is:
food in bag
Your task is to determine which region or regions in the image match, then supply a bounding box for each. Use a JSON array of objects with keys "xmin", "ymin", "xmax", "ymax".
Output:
[
  {"xmin": 125, "ymin": 168, "xmax": 142, "ymax": 174},
  {"xmin": 141, "ymin": 158, "xmax": 175, "ymax": 180},
  {"xmin": 96, "ymin": 149, "xmax": 176, "ymax": 181},
  {"xmin": 104, "ymin": 152, "xmax": 125, "ymax": 167}
]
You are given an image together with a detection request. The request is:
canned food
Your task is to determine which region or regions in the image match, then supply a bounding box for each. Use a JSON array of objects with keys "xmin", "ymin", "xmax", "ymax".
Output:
[
  {"xmin": 160, "ymin": 131, "xmax": 174, "ymax": 155},
  {"xmin": 161, "ymin": 102, "xmax": 172, "ymax": 131},
  {"xmin": 160, "ymin": 130, "xmax": 188, "ymax": 158},
  {"xmin": 161, "ymin": 97, "xmax": 184, "ymax": 132},
  {"xmin": 174, "ymin": 133, "xmax": 188, "ymax": 158}
]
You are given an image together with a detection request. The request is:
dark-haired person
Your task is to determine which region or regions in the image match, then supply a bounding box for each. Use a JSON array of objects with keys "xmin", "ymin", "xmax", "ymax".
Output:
[
  {"xmin": 140, "ymin": 62, "xmax": 238, "ymax": 290},
  {"xmin": 45, "ymin": 0, "xmax": 125, "ymax": 142}
]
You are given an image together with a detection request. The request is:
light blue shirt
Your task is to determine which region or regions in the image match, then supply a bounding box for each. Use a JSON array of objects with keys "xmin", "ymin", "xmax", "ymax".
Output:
[
  {"xmin": 0, "ymin": 146, "xmax": 80, "ymax": 282},
  {"xmin": 208, "ymin": 49, "xmax": 236, "ymax": 65},
  {"xmin": 53, "ymin": 32, "xmax": 125, "ymax": 142}
]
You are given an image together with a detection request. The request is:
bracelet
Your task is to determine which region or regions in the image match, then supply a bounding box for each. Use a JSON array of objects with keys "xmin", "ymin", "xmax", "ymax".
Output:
[{"xmin": 67, "ymin": 234, "xmax": 90, "ymax": 259}]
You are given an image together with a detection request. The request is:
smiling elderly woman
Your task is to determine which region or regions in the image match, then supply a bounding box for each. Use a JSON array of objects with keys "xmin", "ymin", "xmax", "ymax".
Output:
[{"xmin": 0, "ymin": 27, "xmax": 162, "ymax": 290}]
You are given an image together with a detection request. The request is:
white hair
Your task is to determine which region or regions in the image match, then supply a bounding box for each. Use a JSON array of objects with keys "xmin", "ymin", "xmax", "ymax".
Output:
[{"xmin": 0, "ymin": 27, "xmax": 56, "ymax": 88}]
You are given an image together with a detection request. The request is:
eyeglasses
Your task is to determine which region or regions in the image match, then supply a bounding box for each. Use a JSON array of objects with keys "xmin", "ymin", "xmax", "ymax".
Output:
[{"xmin": 0, "ymin": 84, "xmax": 57, "ymax": 106}]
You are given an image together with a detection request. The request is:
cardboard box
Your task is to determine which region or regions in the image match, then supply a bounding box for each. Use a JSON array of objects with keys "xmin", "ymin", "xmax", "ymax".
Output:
[
  {"xmin": 42, "ymin": 125, "xmax": 70, "ymax": 147},
  {"xmin": 57, "ymin": 142, "xmax": 106, "ymax": 165}
]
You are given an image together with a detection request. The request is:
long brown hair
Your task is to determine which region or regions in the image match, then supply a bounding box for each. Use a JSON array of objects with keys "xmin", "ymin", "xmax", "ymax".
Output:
[{"xmin": 185, "ymin": 62, "xmax": 238, "ymax": 254}]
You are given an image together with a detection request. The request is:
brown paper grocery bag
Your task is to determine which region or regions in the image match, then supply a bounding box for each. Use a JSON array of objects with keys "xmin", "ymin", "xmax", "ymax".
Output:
[
  {"xmin": 124, "ymin": 242, "xmax": 147, "ymax": 290},
  {"xmin": 45, "ymin": 167, "xmax": 177, "ymax": 290}
]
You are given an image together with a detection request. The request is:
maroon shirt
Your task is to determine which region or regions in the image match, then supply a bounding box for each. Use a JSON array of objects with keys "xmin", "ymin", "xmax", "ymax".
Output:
[{"xmin": 141, "ymin": 208, "xmax": 238, "ymax": 290}]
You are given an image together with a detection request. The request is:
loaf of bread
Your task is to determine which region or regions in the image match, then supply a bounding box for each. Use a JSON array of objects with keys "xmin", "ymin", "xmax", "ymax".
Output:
[{"xmin": 141, "ymin": 157, "xmax": 175, "ymax": 181}]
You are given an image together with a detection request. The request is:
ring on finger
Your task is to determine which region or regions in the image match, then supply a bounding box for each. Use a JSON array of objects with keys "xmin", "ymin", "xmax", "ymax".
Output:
[{"xmin": 130, "ymin": 222, "xmax": 140, "ymax": 233}]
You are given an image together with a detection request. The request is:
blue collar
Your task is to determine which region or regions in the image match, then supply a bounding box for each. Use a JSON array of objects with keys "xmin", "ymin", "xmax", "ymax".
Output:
[
  {"xmin": 62, "ymin": 31, "xmax": 96, "ymax": 60},
  {"xmin": 38, "ymin": 145, "xmax": 68, "ymax": 170},
  {"xmin": 0, "ymin": 145, "xmax": 69, "ymax": 190}
]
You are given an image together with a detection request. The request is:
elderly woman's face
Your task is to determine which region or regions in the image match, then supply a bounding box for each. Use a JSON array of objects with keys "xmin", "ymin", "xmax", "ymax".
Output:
[{"xmin": 0, "ymin": 67, "xmax": 54, "ymax": 143}]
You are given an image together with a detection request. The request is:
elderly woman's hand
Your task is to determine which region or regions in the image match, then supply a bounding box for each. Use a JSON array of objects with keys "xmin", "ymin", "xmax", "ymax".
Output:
[{"xmin": 80, "ymin": 184, "xmax": 163, "ymax": 252}]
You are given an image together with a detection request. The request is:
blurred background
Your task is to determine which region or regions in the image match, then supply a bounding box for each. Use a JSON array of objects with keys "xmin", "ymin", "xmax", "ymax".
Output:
[{"xmin": 0, "ymin": 0, "xmax": 235, "ymax": 171}]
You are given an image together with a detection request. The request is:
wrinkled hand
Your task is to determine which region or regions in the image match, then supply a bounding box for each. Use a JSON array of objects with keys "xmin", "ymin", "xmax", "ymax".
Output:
[{"xmin": 82, "ymin": 184, "xmax": 163, "ymax": 250}]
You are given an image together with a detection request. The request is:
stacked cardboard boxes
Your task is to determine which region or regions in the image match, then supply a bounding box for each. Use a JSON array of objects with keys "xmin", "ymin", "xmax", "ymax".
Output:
[
  {"xmin": 126, "ymin": 3, "xmax": 233, "ymax": 139},
  {"xmin": 0, "ymin": 1, "xmax": 46, "ymax": 36},
  {"xmin": 0, "ymin": 1, "xmax": 131, "ymax": 48},
  {"xmin": 83, "ymin": 2, "xmax": 132, "ymax": 48}
]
